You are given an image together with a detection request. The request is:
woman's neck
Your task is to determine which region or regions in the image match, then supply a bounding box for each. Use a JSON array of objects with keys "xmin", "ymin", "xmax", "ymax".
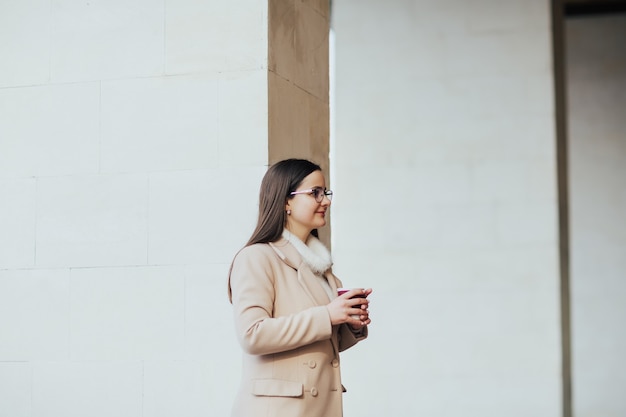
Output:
[{"xmin": 285, "ymin": 225, "xmax": 310, "ymax": 243}]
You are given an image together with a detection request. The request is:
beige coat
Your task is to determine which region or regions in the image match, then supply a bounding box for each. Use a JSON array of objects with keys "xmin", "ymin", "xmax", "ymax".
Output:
[{"xmin": 228, "ymin": 237, "xmax": 368, "ymax": 417}]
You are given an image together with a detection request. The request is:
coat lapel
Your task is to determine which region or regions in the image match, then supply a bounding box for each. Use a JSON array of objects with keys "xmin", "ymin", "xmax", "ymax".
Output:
[
  {"xmin": 324, "ymin": 270, "xmax": 339, "ymax": 295},
  {"xmin": 270, "ymin": 237, "xmax": 332, "ymax": 306}
]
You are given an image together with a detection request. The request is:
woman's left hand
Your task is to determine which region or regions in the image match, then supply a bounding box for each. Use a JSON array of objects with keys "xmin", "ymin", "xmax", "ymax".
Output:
[
  {"xmin": 327, "ymin": 288, "xmax": 372, "ymax": 328},
  {"xmin": 349, "ymin": 288, "xmax": 372, "ymax": 330}
]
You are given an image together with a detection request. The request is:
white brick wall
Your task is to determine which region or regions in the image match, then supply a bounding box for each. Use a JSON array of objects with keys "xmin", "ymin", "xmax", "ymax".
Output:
[
  {"xmin": 0, "ymin": 269, "xmax": 70, "ymax": 360},
  {"xmin": 0, "ymin": 362, "xmax": 32, "ymax": 417},
  {"xmin": 0, "ymin": 0, "xmax": 267, "ymax": 415},
  {"xmin": 69, "ymin": 266, "xmax": 185, "ymax": 361},
  {"xmin": 0, "ymin": 0, "xmax": 50, "ymax": 88},
  {"xmin": 147, "ymin": 167, "xmax": 262, "ymax": 265},
  {"xmin": 36, "ymin": 174, "xmax": 149, "ymax": 268},
  {"xmin": 0, "ymin": 83, "xmax": 100, "ymax": 177},
  {"xmin": 332, "ymin": 1, "xmax": 561, "ymax": 416},
  {"xmin": 0, "ymin": 179, "xmax": 37, "ymax": 268},
  {"xmin": 100, "ymin": 76, "xmax": 220, "ymax": 173},
  {"xmin": 165, "ymin": 1, "xmax": 266, "ymax": 75},
  {"xmin": 143, "ymin": 360, "xmax": 214, "ymax": 417},
  {"xmin": 50, "ymin": 1, "xmax": 164, "ymax": 83},
  {"xmin": 32, "ymin": 361, "xmax": 143, "ymax": 417}
]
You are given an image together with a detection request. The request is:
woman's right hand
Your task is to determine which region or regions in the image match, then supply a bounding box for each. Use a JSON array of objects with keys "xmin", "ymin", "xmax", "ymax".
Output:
[{"xmin": 327, "ymin": 288, "xmax": 372, "ymax": 327}]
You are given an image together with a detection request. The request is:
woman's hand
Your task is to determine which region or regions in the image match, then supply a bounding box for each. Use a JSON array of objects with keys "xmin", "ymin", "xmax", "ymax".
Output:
[{"xmin": 327, "ymin": 288, "xmax": 372, "ymax": 328}]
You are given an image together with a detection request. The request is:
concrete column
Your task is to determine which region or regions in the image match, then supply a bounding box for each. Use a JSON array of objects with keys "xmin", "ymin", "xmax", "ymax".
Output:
[
  {"xmin": 567, "ymin": 14, "xmax": 626, "ymax": 417},
  {"xmin": 268, "ymin": 0, "xmax": 331, "ymax": 244}
]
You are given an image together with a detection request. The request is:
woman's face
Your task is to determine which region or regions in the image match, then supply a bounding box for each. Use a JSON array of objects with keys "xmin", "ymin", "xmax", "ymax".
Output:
[{"xmin": 285, "ymin": 170, "xmax": 331, "ymax": 240}]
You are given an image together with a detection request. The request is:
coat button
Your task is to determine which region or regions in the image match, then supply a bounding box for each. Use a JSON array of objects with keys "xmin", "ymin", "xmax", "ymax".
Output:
[
  {"xmin": 331, "ymin": 359, "xmax": 339, "ymax": 368},
  {"xmin": 308, "ymin": 360, "xmax": 317, "ymax": 369},
  {"xmin": 310, "ymin": 388, "xmax": 318, "ymax": 397}
]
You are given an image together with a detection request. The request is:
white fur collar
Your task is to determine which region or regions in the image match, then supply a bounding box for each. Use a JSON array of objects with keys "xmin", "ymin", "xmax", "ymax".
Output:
[{"xmin": 282, "ymin": 229, "xmax": 333, "ymax": 275}]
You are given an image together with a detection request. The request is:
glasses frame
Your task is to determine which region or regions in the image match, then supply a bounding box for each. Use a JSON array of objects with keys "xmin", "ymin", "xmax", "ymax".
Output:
[{"xmin": 290, "ymin": 187, "xmax": 333, "ymax": 203}]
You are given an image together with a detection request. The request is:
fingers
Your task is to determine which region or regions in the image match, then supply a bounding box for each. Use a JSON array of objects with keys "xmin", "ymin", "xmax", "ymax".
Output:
[
  {"xmin": 345, "ymin": 289, "xmax": 369, "ymax": 306},
  {"xmin": 349, "ymin": 288, "xmax": 367, "ymax": 298},
  {"xmin": 332, "ymin": 287, "xmax": 373, "ymax": 326},
  {"xmin": 348, "ymin": 303, "xmax": 370, "ymax": 326},
  {"xmin": 348, "ymin": 311, "xmax": 371, "ymax": 328}
]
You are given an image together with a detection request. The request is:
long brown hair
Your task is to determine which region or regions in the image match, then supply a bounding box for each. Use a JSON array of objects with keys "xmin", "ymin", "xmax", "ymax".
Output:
[
  {"xmin": 246, "ymin": 159, "xmax": 322, "ymax": 246},
  {"xmin": 228, "ymin": 159, "xmax": 322, "ymax": 302}
]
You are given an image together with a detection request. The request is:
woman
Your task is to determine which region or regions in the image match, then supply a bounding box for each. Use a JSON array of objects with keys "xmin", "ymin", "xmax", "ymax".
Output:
[{"xmin": 228, "ymin": 158, "xmax": 372, "ymax": 417}]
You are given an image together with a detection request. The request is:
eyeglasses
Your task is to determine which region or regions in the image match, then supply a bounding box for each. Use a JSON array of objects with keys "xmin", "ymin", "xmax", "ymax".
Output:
[{"xmin": 290, "ymin": 187, "xmax": 333, "ymax": 203}]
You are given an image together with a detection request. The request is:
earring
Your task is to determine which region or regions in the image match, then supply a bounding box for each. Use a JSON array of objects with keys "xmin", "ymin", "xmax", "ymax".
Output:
[{"xmin": 287, "ymin": 210, "xmax": 291, "ymax": 215}]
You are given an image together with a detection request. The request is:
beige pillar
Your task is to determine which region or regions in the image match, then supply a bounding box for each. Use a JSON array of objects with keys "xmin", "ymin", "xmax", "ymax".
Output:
[{"xmin": 268, "ymin": 0, "xmax": 331, "ymax": 243}]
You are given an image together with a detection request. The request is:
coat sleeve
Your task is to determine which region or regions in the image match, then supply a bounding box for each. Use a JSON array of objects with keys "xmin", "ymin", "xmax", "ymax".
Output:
[
  {"xmin": 230, "ymin": 245, "xmax": 333, "ymax": 356},
  {"xmin": 338, "ymin": 323, "xmax": 368, "ymax": 352}
]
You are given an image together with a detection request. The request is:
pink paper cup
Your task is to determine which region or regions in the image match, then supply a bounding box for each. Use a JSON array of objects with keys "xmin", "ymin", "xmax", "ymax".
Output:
[
  {"xmin": 337, "ymin": 288, "xmax": 367, "ymax": 319},
  {"xmin": 337, "ymin": 288, "xmax": 367, "ymax": 299}
]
